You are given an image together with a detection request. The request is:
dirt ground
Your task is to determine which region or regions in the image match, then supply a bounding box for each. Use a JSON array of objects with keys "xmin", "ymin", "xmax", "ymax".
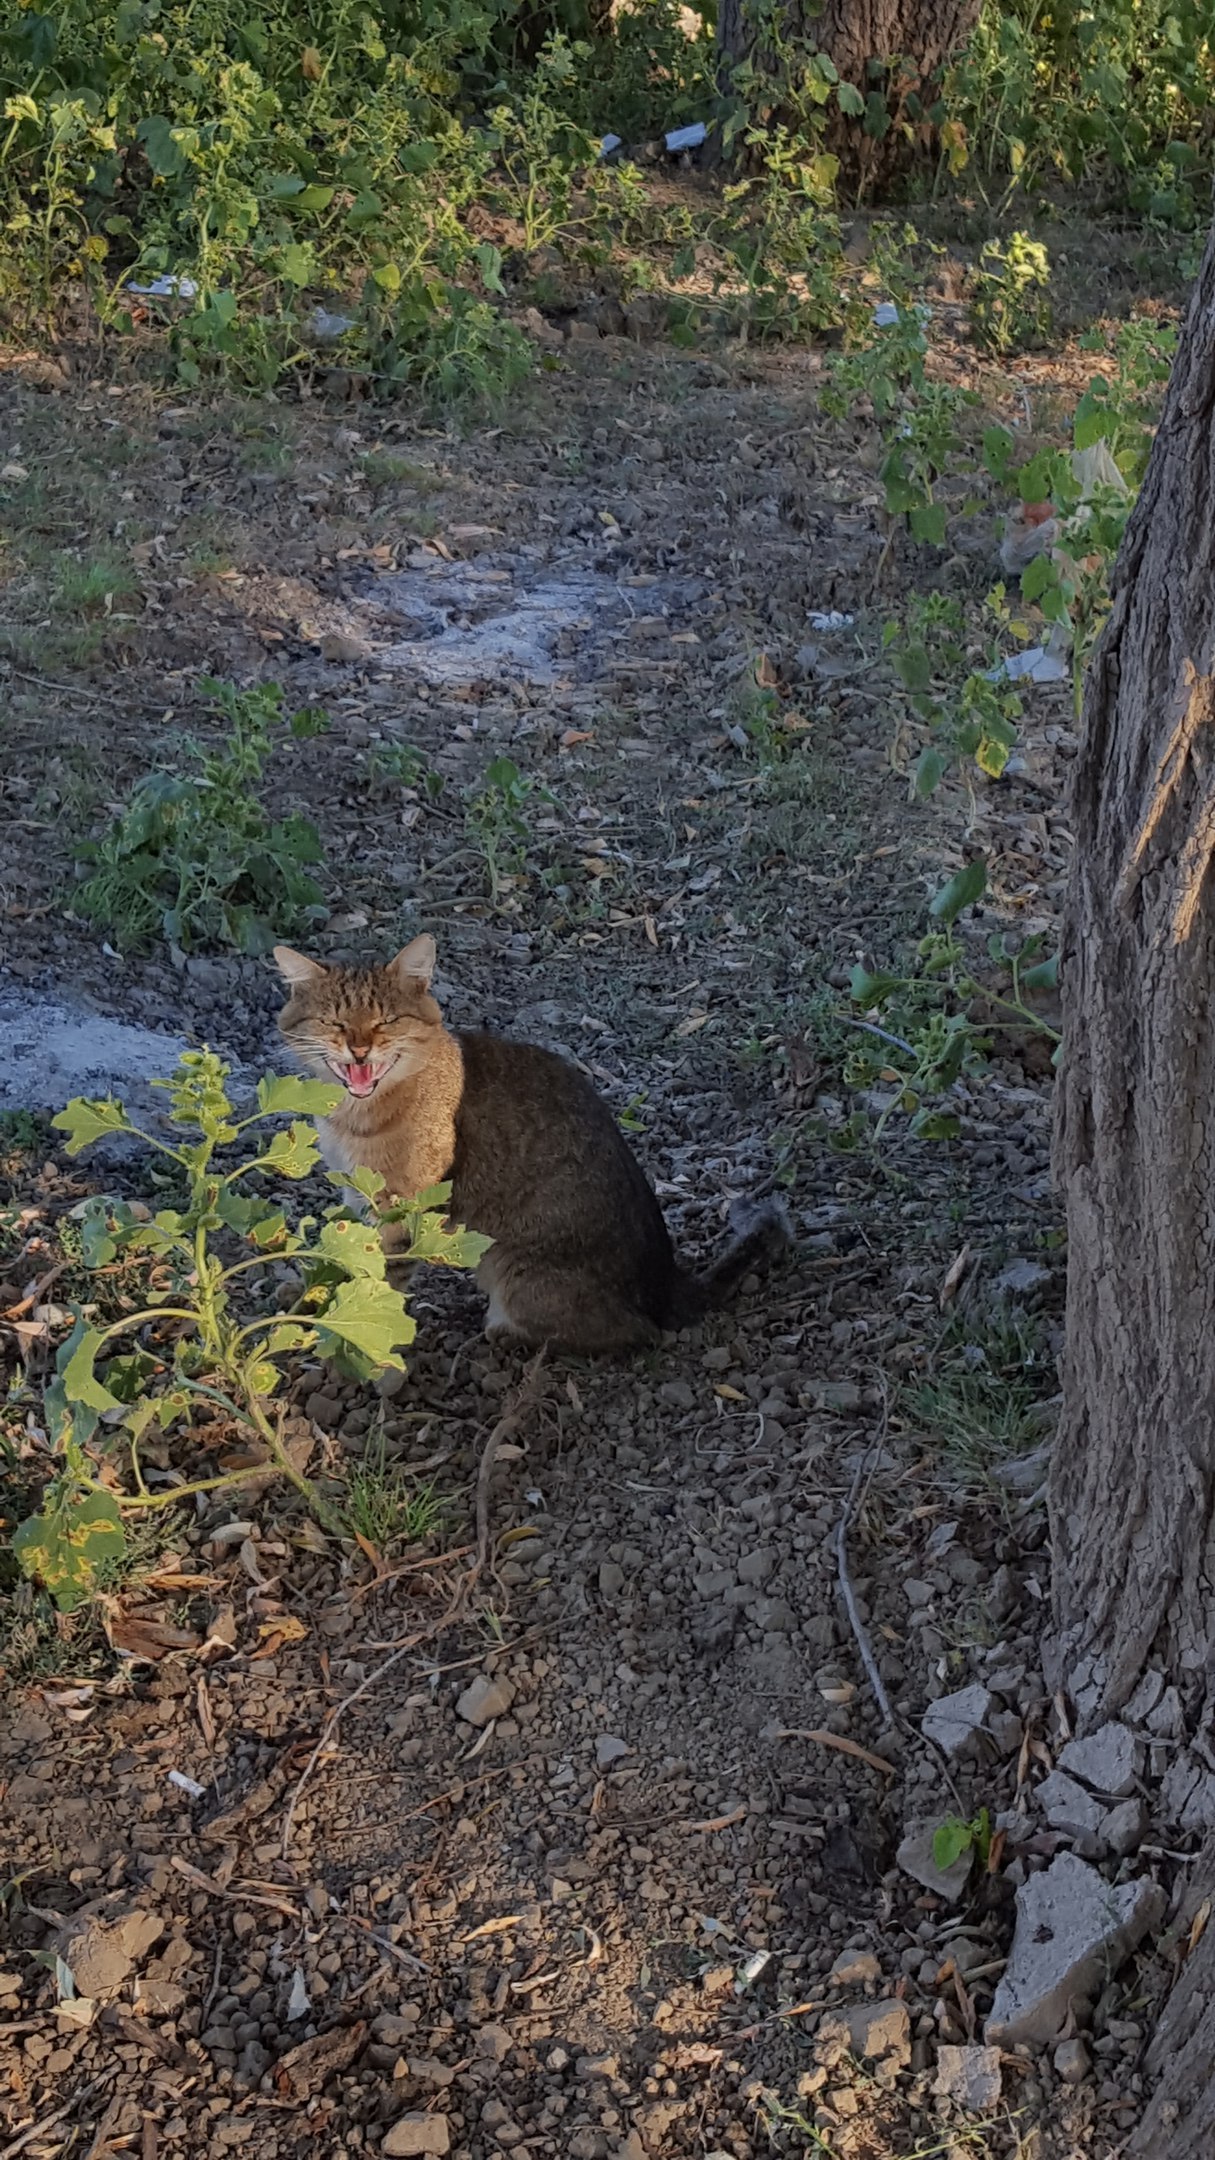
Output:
[{"xmin": 0, "ymin": 300, "xmax": 1169, "ymax": 2160}]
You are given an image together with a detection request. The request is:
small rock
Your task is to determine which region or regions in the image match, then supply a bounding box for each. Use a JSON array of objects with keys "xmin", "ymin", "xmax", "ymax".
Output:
[
  {"xmin": 474, "ymin": 2024, "xmax": 511, "ymax": 2062},
  {"xmin": 992, "ymin": 1257, "xmax": 1049, "ymax": 1297},
  {"xmin": 612, "ymin": 2136, "xmax": 647, "ymax": 2160},
  {"xmin": 896, "ymin": 1822, "xmax": 973, "ymax": 1902},
  {"xmin": 922, "ymin": 1684, "xmax": 993, "ymax": 1761},
  {"xmin": 819, "ymin": 1999, "xmax": 911, "ymax": 2071},
  {"xmin": 1053, "ymin": 2037, "xmax": 1090, "ymax": 2084},
  {"xmin": 806, "ymin": 1379, "xmax": 862, "ymax": 1413},
  {"xmin": 986, "ymin": 1852, "xmax": 1164, "ymax": 2045},
  {"xmin": 382, "ymin": 2115, "xmax": 450, "ymax": 2157},
  {"xmin": 455, "ymin": 1674, "xmax": 516, "ymax": 1727},
  {"xmin": 988, "ymin": 1708, "xmax": 1024, "ymax": 1756},
  {"xmin": 1037, "ymin": 1770, "xmax": 1108, "ymax": 1843},
  {"xmin": 829, "ymin": 1948, "xmax": 881, "ymax": 1987},
  {"xmin": 934, "ymin": 2043, "xmax": 1003, "ymax": 2110},
  {"xmin": 659, "ymin": 1379, "xmax": 695, "ymax": 1411},
  {"xmin": 1102, "ymin": 1797, "xmax": 1149, "ymax": 1857},
  {"xmin": 738, "ymin": 1548, "xmax": 777, "ymax": 1586},
  {"xmin": 987, "ymin": 1564, "xmax": 1020, "ymax": 1621},
  {"xmin": 1058, "ymin": 1721, "xmax": 1142, "ymax": 1797},
  {"xmin": 56, "ymin": 1904, "xmax": 164, "ymax": 2002},
  {"xmin": 599, "ymin": 1561, "xmax": 626, "ymax": 1597},
  {"xmin": 595, "ymin": 1735, "xmax": 630, "ymax": 1770}
]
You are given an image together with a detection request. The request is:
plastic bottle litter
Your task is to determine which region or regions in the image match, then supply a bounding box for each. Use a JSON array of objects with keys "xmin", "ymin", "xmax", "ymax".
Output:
[
  {"xmin": 126, "ymin": 274, "xmax": 198, "ymax": 301},
  {"xmin": 665, "ymin": 121, "xmax": 707, "ymax": 152},
  {"xmin": 807, "ymin": 610, "xmax": 855, "ymax": 631}
]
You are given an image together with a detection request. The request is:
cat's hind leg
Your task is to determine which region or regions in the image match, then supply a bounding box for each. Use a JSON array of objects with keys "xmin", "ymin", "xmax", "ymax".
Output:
[{"xmin": 478, "ymin": 1249, "xmax": 657, "ymax": 1356}]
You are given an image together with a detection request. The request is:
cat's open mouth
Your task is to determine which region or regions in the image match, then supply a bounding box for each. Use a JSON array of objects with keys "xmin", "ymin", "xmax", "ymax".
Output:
[{"xmin": 332, "ymin": 1059, "xmax": 380, "ymax": 1098}]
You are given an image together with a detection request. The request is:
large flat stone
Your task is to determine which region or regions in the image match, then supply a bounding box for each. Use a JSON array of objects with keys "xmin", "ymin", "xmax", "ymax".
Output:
[{"xmin": 986, "ymin": 1852, "xmax": 1163, "ymax": 2046}]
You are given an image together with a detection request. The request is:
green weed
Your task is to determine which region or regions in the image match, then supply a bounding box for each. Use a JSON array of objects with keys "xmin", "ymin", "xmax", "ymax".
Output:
[
  {"xmin": 465, "ymin": 755, "xmax": 552, "ymax": 905},
  {"xmin": 344, "ymin": 1436, "xmax": 446, "ymax": 1554},
  {"xmin": 73, "ymin": 677, "xmax": 330, "ymax": 954},
  {"xmin": 906, "ymin": 1309, "xmax": 1053, "ymax": 1488},
  {"xmin": 969, "ymin": 231, "xmax": 1051, "ymax": 354},
  {"xmin": 847, "ymin": 859, "xmax": 1060, "ymax": 1141},
  {"xmin": 11, "ymin": 1051, "xmax": 489, "ymax": 1615},
  {"xmin": 53, "ymin": 550, "xmax": 139, "ymax": 615}
]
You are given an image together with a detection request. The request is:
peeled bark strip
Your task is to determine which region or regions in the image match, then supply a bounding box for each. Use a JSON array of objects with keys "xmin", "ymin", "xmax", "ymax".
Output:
[{"xmin": 1050, "ymin": 224, "xmax": 1215, "ymax": 1727}]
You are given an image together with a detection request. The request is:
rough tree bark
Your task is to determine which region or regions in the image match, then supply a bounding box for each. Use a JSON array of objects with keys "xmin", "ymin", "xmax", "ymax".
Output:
[
  {"xmin": 715, "ymin": 0, "xmax": 981, "ymax": 181},
  {"xmin": 1051, "ymin": 223, "xmax": 1215, "ymax": 2156}
]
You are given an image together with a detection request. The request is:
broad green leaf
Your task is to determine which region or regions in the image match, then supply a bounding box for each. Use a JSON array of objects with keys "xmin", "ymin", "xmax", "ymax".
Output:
[
  {"xmin": 929, "ymin": 860, "xmax": 987, "ymax": 923},
  {"xmin": 256, "ymin": 1074, "xmax": 343, "ymax": 1118},
  {"xmin": 909, "ymin": 501, "xmax": 947, "ymax": 545},
  {"xmin": 1021, "ymin": 952, "xmax": 1060, "ymax": 990},
  {"xmin": 247, "ymin": 1359, "xmax": 281, "ymax": 1397},
  {"xmin": 913, "ymin": 746, "xmax": 946, "ymax": 797},
  {"xmin": 329, "ymin": 1164, "xmax": 385, "ymax": 1201},
  {"xmin": 932, "ymin": 1819, "xmax": 973, "ymax": 1870},
  {"xmin": 836, "ymin": 82, "xmax": 864, "ymax": 116},
  {"xmin": 911, "ymin": 1109, "xmax": 961, "ymax": 1141},
  {"xmin": 316, "ymin": 1217, "xmax": 387, "ymax": 1278},
  {"xmin": 261, "ymin": 1121, "xmax": 321, "ymax": 1180},
  {"xmin": 279, "ymin": 242, "xmax": 312, "ymax": 286},
  {"xmin": 975, "ymin": 733, "xmax": 1011, "ymax": 779},
  {"xmin": 60, "ymin": 1324, "xmax": 121, "ymax": 1414},
  {"xmin": 262, "ymin": 1322, "xmax": 314, "ymax": 1355},
  {"xmin": 1014, "ymin": 452, "xmax": 1055, "ymax": 505},
  {"xmin": 849, "ymin": 966, "xmax": 903, "ymax": 1005},
  {"xmin": 12, "ymin": 1491, "xmax": 127, "ymax": 1613},
  {"xmin": 292, "ymin": 184, "xmax": 334, "ymax": 213},
  {"xmin": 982, "ymin": 425, "xmax": 1015, "ymax": 480},
  {"xmin": 476, "ymin": 241, "xmax": 504, "ymax": 294},
  {"xmin": 894, "ymin": 643, "xmax": 932, "ymax": 692},
  {"xmin": 1020, "ymin": 551, "xmax": 1058, "ymax": 603},
  {"xmin": 137, "ymin": 114, "xmax": 190, "ymax": 177},
  {"xmin": 405, "ymin": 1216, "xmax": 493, "ymax": 1268},
  {"xmin": 52, "ymin": 1096, "xmax": 130, "ymax": 1155},
  {"xmin": 315, "ymin": 1277, "xmax": 416, "ymax": 1369}
]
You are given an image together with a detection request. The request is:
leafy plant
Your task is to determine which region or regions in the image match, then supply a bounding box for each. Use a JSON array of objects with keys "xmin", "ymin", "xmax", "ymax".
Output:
[
  {"xmin": 933, "ymin": 1807, "xmax": 993, "ymax": 1873},
  {"xmin": 969, "ymin": 230, "xmax": 1051, "ymax": 354},
  {"xmin": 465, "ymin": 755, "xmax": 551, "ymax": 904},
  {"xmin": 367, "ymin": 741, "xmax": 443, "ymax": 800},
  {"xmin": 73, "ymin": 678, "xmax": 329, "ymax": 954},
  {"xmin": 824, "ymin": 304, "xmax": 973, "ymax": 546},
  {"xmin": 10, "ymin": 1051, "xmax": 490, "ymax": 1614},
  {"xmin": 984, "ymin": 316, "xmax": 1175, "ymax": 710},
  {"xmin": 344, "ymin": 1440, "xmax": 446, "ymax": 1558},
  {"xmin": 884, "ymin": 590, "xmax": 1024, "ymax": 795},
  {"xmin": 847, "ymin": 861, "xmax": 1060, "ymax": 1140}
]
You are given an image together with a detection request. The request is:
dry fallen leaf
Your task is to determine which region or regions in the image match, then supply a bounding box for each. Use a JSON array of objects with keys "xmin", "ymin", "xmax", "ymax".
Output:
[
  {"xmin": 939, "ymin": 1243, "xmax": 972, "ymax": 1308},
  {"xmin": 105, "ymin": 1608, "xmax": 200, "ymax": 1661},
  {"xmin": 273, "ymin": 2020, "xmax": 367, "ymax": 2100}
]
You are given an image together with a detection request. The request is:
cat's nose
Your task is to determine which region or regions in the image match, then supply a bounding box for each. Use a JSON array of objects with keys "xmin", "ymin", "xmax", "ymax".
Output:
[{"xmin": 347, "ymin": 1044, "xmax": 371, "ymax": 1061}]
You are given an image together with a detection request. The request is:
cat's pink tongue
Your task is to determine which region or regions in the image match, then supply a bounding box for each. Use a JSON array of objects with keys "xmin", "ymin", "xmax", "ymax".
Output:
[{"xmin": 346, "ymin": 1061, "xmax": 376, "ymax": 1097}]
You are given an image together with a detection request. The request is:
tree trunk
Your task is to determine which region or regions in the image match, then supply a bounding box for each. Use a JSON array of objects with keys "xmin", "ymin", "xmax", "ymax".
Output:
[
  {"xmin": 715, "ymin": 0, "xmax": 982, "ymax": 184},
  {"xmin": 1050, "ymin": 222, "xmax": 1215, "ymax": 2160},
  {"xmin": 1049, "ymin": 220, "xmax": 1215, "ymax": 1748},
  {"xmin": 1126, "ymin": 1840, "xmax": 1215, "ymax": 2158}
]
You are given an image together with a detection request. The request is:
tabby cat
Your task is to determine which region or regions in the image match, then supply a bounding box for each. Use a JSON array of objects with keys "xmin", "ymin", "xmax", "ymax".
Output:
[{"xmin": 274, "ymin": 937, "xmax": 786, "ymax": 1355}]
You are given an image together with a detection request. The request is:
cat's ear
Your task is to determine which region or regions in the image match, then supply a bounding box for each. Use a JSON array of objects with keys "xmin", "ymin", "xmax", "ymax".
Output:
[
  {"xmin": 389, "ymin": 935, "xmax": 436, "ymax": 989},
  {"xmin": 273, "ymin": 945, "xmax": 326, "ymax": 986}
]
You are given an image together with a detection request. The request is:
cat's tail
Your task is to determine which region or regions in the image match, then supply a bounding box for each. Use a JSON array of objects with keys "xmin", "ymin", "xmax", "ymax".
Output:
[{"xmin": 668, "ymin": 1197, "xmax": 790, "ymax": 1327}]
